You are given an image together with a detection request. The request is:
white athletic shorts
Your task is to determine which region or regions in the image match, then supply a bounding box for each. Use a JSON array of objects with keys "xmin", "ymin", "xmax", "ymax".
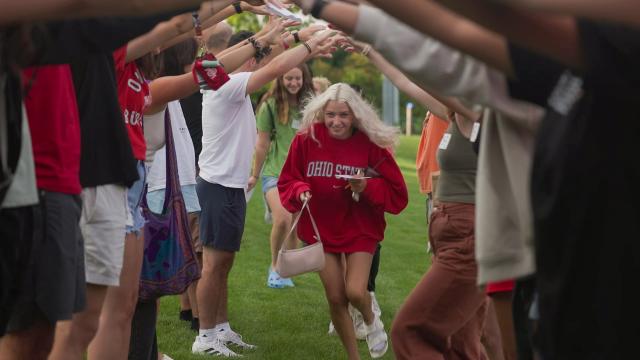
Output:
[{"xmin": 80, "ymin": 184, "xmax": 128, "ymax": 286}]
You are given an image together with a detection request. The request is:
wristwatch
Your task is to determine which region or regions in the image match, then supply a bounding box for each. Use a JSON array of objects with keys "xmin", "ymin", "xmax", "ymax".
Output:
[{"xmin": 233, "ymin": 1, "xmax": 243, "ymax": 14}]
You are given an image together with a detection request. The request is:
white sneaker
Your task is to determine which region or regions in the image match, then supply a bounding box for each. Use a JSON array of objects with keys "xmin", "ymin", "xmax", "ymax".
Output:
[
  {"xmin": 192, "ymin": 335, "xmax": 241, "ymax": 357},
  {"xmin": 365, "ymin": 315, "xmax": 389, "ymax": 359},
  {"xmin": 353, "ymin": 311, "xmax": 367, "ymax": 340},
  {"xmin": 218, "ymin": 330, "xmax": 256, "ymax": 350},
  {"xmin": 349, "ymin": 304, "xmax": 367, "ymax": 340},
  {"xmin": 370, "ymin": 292, "xmax": 382, "ymax": 317},
  {"xmin": 327, "ymin": 321, "xmax": 336, "ymax": 336}
]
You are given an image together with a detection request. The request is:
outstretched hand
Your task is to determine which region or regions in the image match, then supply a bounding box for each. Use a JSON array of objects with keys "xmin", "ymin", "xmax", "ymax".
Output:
[
  {"xmin": 306, "ymin": 30, "xmax": 339, "ymax": 58},
  {"xmin": 262, "ymin": 17, "xmax": 286, "ymax": 45},
  {"xmin": 298, "ymin": 24, "xmax": 326, "ymax": 42}
]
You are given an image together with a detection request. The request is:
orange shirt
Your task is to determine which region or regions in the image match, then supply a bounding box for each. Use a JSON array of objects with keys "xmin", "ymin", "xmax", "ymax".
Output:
[{"xmin": 416, "ymin": 113, "xmax": 448, "ymax": 194}]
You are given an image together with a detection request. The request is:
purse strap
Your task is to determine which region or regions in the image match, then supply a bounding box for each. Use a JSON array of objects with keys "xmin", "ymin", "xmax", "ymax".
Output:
[
  {"xmin": 141, "ymin": 107, "xmax": 181, "ymax": 214},
  {"xmin": 281, "ymin": 198, "xmax": 321, "ymax": 251}
]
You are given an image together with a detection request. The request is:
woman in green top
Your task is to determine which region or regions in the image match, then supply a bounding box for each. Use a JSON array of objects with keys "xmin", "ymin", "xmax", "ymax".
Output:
[{"xmin": 248, "ymin": 63, "xmax": 314, "ymax": 288}]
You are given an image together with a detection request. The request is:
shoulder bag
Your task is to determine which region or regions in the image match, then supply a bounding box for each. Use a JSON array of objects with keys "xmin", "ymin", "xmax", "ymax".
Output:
[
  {"xmin": 275, "ymin": 198, "xmax": 325, "ymax": 278},
  {"xmin": 139, "ymin": 110, "xmax": 200, "ymax": 300}
]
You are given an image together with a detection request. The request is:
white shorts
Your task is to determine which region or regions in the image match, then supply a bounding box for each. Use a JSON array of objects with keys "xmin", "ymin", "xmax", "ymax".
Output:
[{"xmin": 80, "ymin": 184, "xmax": 128, "ymax": 286}]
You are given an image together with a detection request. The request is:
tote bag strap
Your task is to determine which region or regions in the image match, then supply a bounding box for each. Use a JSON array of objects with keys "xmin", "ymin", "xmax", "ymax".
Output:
[
  {"xmin": 281, "ymin": 198, "xmax": 321, "ymax": 251},
  {"xmin": 161, "ymin": 107, "xmax": 182, "ymax": 212}
]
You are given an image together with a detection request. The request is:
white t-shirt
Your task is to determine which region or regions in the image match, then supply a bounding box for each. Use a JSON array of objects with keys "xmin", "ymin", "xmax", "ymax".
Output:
[
  {"xmin": 146, "ymin": 101, "xmax": 197, "ymax": 192},
  {"xmin": 198, "ymin": 72, "xmax": 256, "ymax": 189}
]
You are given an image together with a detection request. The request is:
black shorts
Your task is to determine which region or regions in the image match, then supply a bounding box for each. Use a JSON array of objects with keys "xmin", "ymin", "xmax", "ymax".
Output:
[
  {"xmin": 0, "ymin": 205, "xmax": 37, "ymax": 336},
  {"xmin": 6, "ymin": 191, "xmax": 86, "ymax": 333},
  {"xmin": 196, "ymin": 179, "xmax": 246, "ymax": 252}
]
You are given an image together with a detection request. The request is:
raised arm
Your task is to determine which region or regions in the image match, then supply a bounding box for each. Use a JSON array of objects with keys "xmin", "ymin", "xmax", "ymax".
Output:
[
  {"xmin": 285, "ymin": 1, "xmax": 538, "ymax": 123},
  {"xmin": 292, "ymin": 0, "xmax": 512, "ymax": 75},
  {"xmin": 492, "ymin": 0, "xmax": 640, "ymax": 28},
  {"xmin": 366, "ymin": 46, "xmax": 479, "ymax": 122},
  {"xmin": 351, "ymin": 5, "xmax": 544, "ymax": 124},
  {"xmin": 124, "ymin": 1, "xmax": 241, "ymax": 62},
  {"xmin": 161, "ymin": 2, "xmax": 271, "ymax": 51},
  {"xmin": 0, "ymin": 0, "xmax": 207, "ymax": 25},
  {"xmin": 145, "ymin": 19, "xmax": 290, "ymax": 115},
  {"xmin": 351, "ymin": 42, "xmax": 443, "ymax": 119},
  {"xmin": 430, "ymin": 0, "xmax": 583, "ymax": 69}
]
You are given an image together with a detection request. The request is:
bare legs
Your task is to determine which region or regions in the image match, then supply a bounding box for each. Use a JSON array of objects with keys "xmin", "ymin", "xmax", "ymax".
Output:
[
  {"xmin": 319, "ymin": 252, "xmax": 374, "ymax": 360},
  {"xmin": 0, "ymin": 320, "xmax": 54, "ymax": 360},
  {"xmin": 48, "ymin": 284, "xmax": 108, "ymax": 360},
  {"xmin": 197, "ymin": 247, "xmax": 235, "ymax": 330},
  {"xmin": 87, "ymin": 232, "xmax": 144, "ymax": 360}
]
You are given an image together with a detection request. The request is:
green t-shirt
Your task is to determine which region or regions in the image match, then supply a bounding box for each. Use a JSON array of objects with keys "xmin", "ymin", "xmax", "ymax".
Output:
[{"xmin": 256, "ymin": 98, "xmax": 301, "ymax": 178}]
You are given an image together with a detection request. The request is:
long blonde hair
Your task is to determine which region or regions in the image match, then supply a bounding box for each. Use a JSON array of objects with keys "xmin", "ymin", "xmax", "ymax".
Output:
[{"xmin": 299, "ymin": 83, "xmax": 399, "ymax": 149}]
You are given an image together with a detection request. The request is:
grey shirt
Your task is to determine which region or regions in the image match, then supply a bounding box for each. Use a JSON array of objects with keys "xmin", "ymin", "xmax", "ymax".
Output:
[{"xmin": 436, "ymin": 122, "xmax": 477, "ymax": 204}]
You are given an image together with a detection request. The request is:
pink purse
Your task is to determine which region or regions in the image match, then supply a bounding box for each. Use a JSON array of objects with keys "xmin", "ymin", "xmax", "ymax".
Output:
[{"xmin": 275, "ymin": 199, "xmax": 325, "ymax": 278}]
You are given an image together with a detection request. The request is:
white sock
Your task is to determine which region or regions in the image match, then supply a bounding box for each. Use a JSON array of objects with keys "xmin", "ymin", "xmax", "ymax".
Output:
[
  {"xmin": 199, "ymin": 327, "xmax": 217, "ymax": 341},
  {"xmin": 215, "ymin": 322, "xmax": 231, "ymax": 333}
]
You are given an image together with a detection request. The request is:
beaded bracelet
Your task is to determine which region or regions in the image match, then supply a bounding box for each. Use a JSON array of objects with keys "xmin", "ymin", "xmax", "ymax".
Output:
[{"xmin": 303, "ymin": 42, "xmax": 313, "ymax": 54}]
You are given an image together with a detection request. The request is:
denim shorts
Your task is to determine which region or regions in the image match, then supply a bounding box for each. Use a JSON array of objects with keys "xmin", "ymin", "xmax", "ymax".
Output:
[
  {"xmin": 261, "ymin": 175, "xmax": 279, "ymax": 194},
  {"xmin": 126, "ymin": 160, "xmax": 147, "ymax": 234}
]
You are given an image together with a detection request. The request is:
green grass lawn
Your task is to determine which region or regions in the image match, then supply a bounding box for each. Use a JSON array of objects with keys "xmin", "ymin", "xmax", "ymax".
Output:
[{"xmin": 157, "ymin": 136, "xmax": 430, "ymax": 359}]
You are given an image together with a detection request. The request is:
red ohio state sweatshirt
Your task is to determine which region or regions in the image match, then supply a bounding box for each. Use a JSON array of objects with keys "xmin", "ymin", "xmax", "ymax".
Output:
[{"xmin": 278, "ymin": 123, "xmax": 408, "ymax": 254}]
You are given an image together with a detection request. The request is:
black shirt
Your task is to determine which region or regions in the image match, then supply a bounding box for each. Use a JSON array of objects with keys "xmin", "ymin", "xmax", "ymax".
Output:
[
  {"xmin": 508, "ymin": 21, "xmax": 640, "ymax": 359},
  {"xmin": 61, "ymin": 15, "xmax": 187, "ymax": 188},
  {"xmin": 180, "ymin": 92, "xmax": 203, "ymax": 163}
]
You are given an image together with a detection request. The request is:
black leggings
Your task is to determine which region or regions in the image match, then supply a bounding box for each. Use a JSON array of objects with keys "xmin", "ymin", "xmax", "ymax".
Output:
[
  {"xmin": 367, "ymin": 244, "xmax": 381, "ymax": 292},
  {"xmin": 513, "ymin": 277, "xmax": 536, "ymax": 360},
  {"xmin": 129, "ymin": 299, "xmax": 158, "ymax": 360}
]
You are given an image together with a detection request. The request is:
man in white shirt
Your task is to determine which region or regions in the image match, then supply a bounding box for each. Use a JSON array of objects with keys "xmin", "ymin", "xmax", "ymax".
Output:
[{"xmin": 193, "ymin": 29, "xmax": 331, "ymax": 356}]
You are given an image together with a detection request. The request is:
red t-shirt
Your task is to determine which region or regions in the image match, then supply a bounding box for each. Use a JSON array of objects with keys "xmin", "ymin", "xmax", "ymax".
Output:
[
  {"xmin": 278, "ymin": 123, "xmax": 408, "ymax": 254},
  {"xmin": 113, "ymin": 46, "xmax": 150, "ymax": 161},
  {"xmin": 23, "ymin": 65, "xmax": 82, "ymax": 194}
]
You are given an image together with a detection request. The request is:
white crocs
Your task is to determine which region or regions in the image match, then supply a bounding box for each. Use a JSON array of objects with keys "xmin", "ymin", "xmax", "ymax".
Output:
[{"xmin": 365, "ymin": 315, "xmax": 388, "ymax": 359}]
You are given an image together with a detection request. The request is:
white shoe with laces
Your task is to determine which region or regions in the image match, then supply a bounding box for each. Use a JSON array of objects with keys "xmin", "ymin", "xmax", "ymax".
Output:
[
  {"xmin": 218, "ymin": 330, "xmax": 256, "ymax": 350},
  {"xmin": 192, "ymin": 335, "xmax": 241, "ymax": 357}
]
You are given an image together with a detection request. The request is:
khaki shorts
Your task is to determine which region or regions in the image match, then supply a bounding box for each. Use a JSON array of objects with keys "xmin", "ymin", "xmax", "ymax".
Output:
[{"xmin": 80, "ymin": 184, "xmax": 128, "ymax": 286}]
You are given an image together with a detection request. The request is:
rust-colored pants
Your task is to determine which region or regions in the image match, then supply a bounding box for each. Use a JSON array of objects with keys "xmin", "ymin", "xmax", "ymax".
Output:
[{"xmin": 392, "ymin": 203, "xmax": 487, "ymax": 360}]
